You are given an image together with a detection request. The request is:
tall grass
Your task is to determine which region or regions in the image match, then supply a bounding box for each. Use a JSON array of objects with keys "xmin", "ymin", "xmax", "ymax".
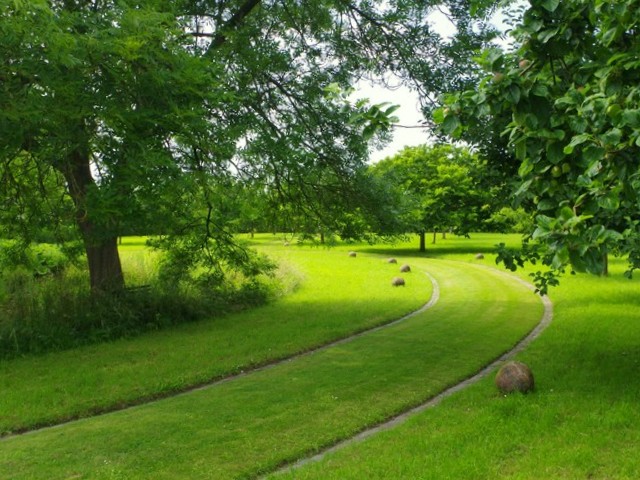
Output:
[{"xmin": 0, "ymin": 241, "xmax": 279, "ymax": 359}]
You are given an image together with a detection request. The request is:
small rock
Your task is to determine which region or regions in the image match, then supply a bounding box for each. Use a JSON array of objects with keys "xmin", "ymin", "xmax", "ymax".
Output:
[
  {"xmin": 475, "ymin": 253, "xmax": 485, "ymax": 260},
  {"xmin": 348, "ymin": 251, "xmax": 357, "ymax": 257},
  {"xmin": 399, "ymin": 264, "xmax": 411, "ymax": 273},
  {"xmin": 391, "ymin": 277, "xmax": 405, "ymax": 287},
  {"xmin": 387, "ymin": 258, "xmax": 397, "ymax": 264},
  {"xmin": 495, "ymin": 361, "xmax": 534, "ymax": 394}
]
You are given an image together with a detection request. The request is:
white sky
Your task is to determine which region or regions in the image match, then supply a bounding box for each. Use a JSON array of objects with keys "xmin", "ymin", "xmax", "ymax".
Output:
[{"xmin": 359, "ymin": 4, "xmax": 517, "ymax": 162}]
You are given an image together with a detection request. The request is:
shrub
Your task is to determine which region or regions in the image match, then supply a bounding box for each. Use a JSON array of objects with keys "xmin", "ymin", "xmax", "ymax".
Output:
[
  {"xmin": 0, "ymin": 259, "xmax": 285, "ymax": 359},
  {"xmin": 0, "ymin": 241, "xmax": 72, "ymax": 278}
]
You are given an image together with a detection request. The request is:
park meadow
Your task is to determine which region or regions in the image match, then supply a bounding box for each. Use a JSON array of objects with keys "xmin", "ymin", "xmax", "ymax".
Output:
[
  {"xmin": 4, "ymin": 1, "xmax": 640, "ymax": 478},
  {"xmin": 1, "ymin": 233, "xmax": 639, "ymax": 479}
]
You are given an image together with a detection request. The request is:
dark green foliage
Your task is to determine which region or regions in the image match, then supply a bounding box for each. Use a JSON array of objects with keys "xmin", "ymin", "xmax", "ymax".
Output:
[
  {"xmin": 438, "ymin": 0, "xmax": 640, "ymax": 281},
  {"xmin": 0, "ymin": 263, "xmax": 276, "ymax": 360}
]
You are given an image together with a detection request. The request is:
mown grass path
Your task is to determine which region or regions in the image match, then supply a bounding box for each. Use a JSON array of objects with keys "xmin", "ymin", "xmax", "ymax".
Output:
[
  {"xmin": 270, "ymin": 265, "xmax": 552, "ymax": 477},
  {"xmin": 0, "ymin": 248, "xmax": 433, "ymax": 435},
  {"xmin": 0, "ymin": 258, "xmax": 544, "ymax": 479}
]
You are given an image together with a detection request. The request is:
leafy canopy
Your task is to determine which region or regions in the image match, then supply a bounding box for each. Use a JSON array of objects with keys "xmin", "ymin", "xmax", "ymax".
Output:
[
  {"xmin": 437, "ymin": 0, "xmax": 640, "ymax": 286},
  {"xmin": 1, "ymin": 0, "xmax": 500, "ymax": 289},
  {"xmin": 371, "ymin": 144, "xmax": 490, "ymax": 244}
]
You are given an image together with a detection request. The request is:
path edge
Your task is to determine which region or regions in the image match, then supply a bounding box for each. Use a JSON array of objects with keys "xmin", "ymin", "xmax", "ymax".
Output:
[{"xmin": 265, "ymin": 266, "xmax": 553, "ymax": 478}]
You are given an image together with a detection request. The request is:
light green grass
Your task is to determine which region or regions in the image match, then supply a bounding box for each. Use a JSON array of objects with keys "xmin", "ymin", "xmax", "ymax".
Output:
[
  {"xmin": 270, "ymin": 249, "xmax": 640, "ymax": 479},
  {"xmin": 0, "ymin": 256, "xmax": 542, "ymax": 479},
  {"xmin": 0, "ymin": 240, "xmax": 432, "ymax": 434}
]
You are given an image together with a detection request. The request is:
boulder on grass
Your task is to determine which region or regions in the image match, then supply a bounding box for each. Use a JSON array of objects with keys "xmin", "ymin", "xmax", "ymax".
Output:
[
  {"xmin": 387, "ymin": 258, "xmax": 398, "ymax": 264},
  {"xmin": 495, "ymin": 361, "xmax": 534, "ymax": 394},
  {"xmin": 391, "ymin": 277, "xmax": 405, "ymax": 287},
  {"xmin": 399, "ymin": 264, "xmax": 411, "ymax": 273},
  {"xmin": 475, "ymin": 253, "xmax": 485, "ymax": 260},
  {"xmin": 348, "ymin": 251, "xmax": 357, "ymax": 257}
]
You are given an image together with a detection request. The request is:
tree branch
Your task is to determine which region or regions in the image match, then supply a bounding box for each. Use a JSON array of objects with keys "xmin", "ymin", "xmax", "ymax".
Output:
[{"xmin": 207, "ymin": 0, "xmax": 262, "ymax": 53}]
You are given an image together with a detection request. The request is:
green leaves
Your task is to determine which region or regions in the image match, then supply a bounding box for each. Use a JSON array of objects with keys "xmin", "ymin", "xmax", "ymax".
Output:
[
  {"xmin": 370, "ymin": 144, "xmax": 489, "ymax": 239},
  {"xmin": 541, "ymin": 0, "xmax": 561, "ymax": 12},
  {"xmin": 437, "ymin": 0, "xmax": 640, "ymax": 280},
  {"xmin": 347, "ymin": 101, "xmax": 400, "ymax": 140},
  {"xmin": 563, "ymin": 134, "xmax": 591, "ymax": 155},
  {"xmin": 441, "ymin": 115, "xmax": 462, "ymax": 136}
]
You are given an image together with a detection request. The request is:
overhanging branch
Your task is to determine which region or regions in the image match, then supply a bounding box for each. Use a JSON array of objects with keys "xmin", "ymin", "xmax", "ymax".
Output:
[{"xmin": 206, "ymin": 0, "xmax": 262, "ymax": 53}]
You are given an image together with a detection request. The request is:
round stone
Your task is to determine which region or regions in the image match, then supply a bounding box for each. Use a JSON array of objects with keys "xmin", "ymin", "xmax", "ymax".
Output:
[{"xmin": 495, "ymin": 361, "xmax": 534, "ymax": 394}]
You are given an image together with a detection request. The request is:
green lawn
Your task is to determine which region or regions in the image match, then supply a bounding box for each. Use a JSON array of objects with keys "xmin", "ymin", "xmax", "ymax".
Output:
[
  {"xmin": 0, "ymin": 234, "xmax": 544, "ymax": 478},
  {"xmin": 0, "ymin": 239, "xmax": 433, "ymax": 434},
  {"xmin": 271, "ymin": 238, "xmax": 640, "ymax": 480}
]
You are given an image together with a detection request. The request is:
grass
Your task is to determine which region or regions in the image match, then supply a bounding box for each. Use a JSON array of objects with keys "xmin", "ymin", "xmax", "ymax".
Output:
[
  {"xmin": 269, "ymin": 242, "xmax": 640, "ymax": 479},
  {"xmin": 0, "ymin": 236, "xmax": 433, "ymax": 434},
  {"xmin": 3, "ymin": 232, "xmax": 634, "ymax": 479},
  {"xmin": 0, "ymin": 248, "xmax": 541, "ymax": 478}
]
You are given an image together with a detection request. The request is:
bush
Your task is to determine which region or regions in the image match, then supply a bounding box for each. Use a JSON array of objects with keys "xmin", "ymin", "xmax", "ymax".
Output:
[
  {"xmin": 0, "ymin": 262, "xmax": 283, "ymax": 359},
  {"xmin": 0, "ymin": 241, "xmax": 71, "ymax": 278}
]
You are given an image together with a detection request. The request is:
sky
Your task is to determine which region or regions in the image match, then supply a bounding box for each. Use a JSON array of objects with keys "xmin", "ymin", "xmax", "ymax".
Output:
[{"xmin": 359, "ymin": 4, "xmax": 518, "ymax": 162}]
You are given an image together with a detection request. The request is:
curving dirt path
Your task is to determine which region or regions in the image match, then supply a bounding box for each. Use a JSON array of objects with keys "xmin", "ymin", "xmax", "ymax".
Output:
[{"xmin": 266, "ymin": 265, "xmax": 553, "ymax": 478}]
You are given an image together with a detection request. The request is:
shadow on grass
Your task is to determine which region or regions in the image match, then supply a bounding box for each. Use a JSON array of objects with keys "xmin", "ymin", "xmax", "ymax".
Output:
[
  {"xmin": 0, "ymin": 290, "xmax": 436, "ymax": 436},
  {"xmin": 357, "ymin": 245, "xmax": 502, "ymax": 258}
]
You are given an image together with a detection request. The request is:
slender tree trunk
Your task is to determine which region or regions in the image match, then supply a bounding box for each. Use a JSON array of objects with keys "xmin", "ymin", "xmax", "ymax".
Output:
[
  {"xmin": 320, "ymin": 231, "xmax": 325, "ymax": 244},
  {"xmin": 602, "ymin": 251, "xmax": 609, "ymax": 277},
  {"xmin": 62, "ymin": 150, "xmax": 125, "ymax": 292},
  {"xmin": 419, "ymin": 232, "xmax": 426, "ymax": 252},
  {"xmin": 432, "ymin": 231, "xmax": 437, "ymax": 244},
  {"xmin": 442, "ymin": 231, "xmax": 447, "ymax": 239}
]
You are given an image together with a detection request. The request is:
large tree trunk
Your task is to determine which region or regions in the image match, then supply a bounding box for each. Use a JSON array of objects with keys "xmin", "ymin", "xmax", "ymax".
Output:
[
  {"xmin": 419, "ymin": 231, "xmax": 426, "ymax": 252},
  {"xmin": 62, "ymin": 150, "xmax": 125, "ymax": 292},
  {"xmin": 84, "ymin": 234, "xmax": 125, "ymax": 291}
]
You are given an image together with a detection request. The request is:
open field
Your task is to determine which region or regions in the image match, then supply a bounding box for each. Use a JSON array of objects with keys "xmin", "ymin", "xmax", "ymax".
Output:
[
  {"xmin": 273, "ymin": 236, "xmax": 640, "ymax": 479},
  {"xmin": 1, "ymin": 233, "xmax": 638, "ymax": 478},
  {"xmin": 0, "ymin": 236, "xmax": 432, "ymax": 434}
]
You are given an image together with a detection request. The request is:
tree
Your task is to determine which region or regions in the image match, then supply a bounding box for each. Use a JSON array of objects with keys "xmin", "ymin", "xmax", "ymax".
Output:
[
  {"xmin": 438, "ymin": 0, "xmax": 640, "ymax": 285},
  {"xmin": 370, "ymin": 144, "xmax": 489, "ymax": 251},
  {"xmin": 1, "ymin": 0, "xmax": 499, "ymax": 292}
]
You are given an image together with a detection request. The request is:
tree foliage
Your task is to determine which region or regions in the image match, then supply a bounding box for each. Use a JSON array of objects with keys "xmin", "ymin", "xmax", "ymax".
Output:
[
  {"xmin": 370, "ymin": 144, "xmax": 491, "ymax": 250},
  {"xmin": 438, "ymin": 0, "xmax": 640, "ymax": 285},
  {"xmin": 1, "ymin": 0, "xmax": 499, "ymax": 291}
]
